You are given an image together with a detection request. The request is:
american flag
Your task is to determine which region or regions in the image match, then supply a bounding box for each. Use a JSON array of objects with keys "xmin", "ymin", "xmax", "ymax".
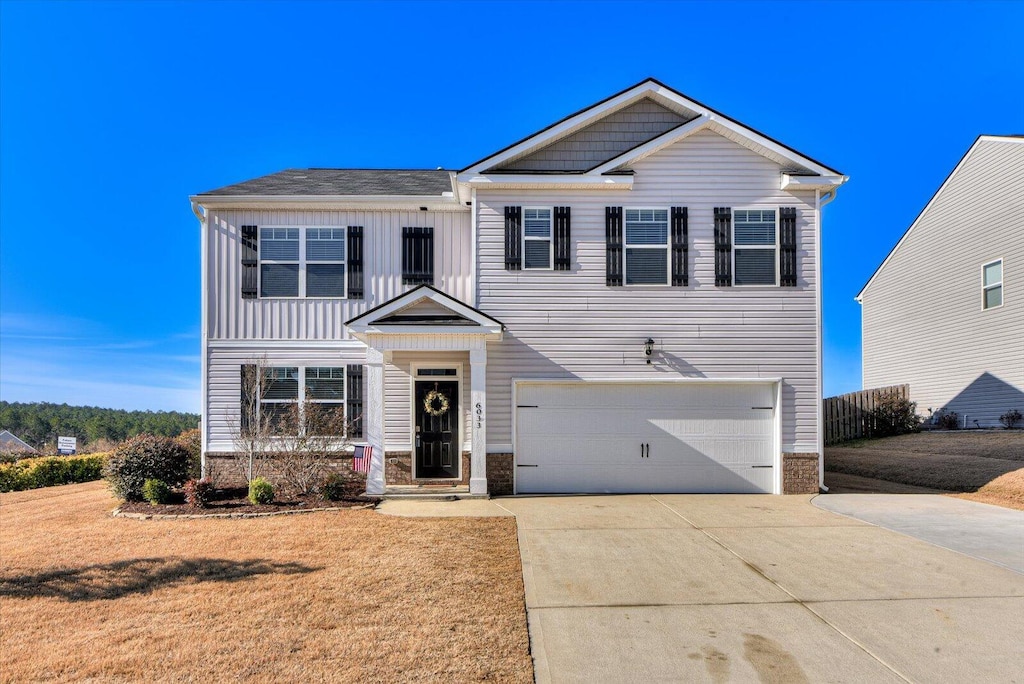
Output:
[{"xmin": 353, "ymin": 445, "xmax": 372, "ymax": 474}]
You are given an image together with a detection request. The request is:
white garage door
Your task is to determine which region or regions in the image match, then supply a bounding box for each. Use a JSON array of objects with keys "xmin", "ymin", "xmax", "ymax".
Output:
[{"xmin": 515, "ymin": 382, "xmax": 777, "ymax": 494}]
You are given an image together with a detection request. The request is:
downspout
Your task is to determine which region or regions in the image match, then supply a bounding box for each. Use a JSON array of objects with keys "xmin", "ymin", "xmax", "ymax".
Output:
[
  {"xmin": 192, "ymin": 200, "xmax": 209, "ymax": 479},
  {"xmin": 815, "ymin": 182, "xmax": 843, "ymax": 493}
]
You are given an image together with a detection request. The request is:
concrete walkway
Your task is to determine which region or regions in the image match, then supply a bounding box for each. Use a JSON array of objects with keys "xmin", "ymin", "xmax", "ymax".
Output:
[
  {"xmin": 382, "ymin": 495, "xmax": 1024, "ymax": 683},
  {"xmin": 813, "ymin": 493, "xmax": 1024, "ymax": 573}
]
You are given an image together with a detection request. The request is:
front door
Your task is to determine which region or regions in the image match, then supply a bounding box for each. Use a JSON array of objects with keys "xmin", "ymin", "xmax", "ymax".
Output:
[{"xmin": 415, "ymin": 380, "xmax": 459, "ymax": 478}]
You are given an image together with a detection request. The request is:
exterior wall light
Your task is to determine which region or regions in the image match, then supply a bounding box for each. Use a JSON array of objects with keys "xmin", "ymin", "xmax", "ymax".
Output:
[{"xmin": 644, "ymin": 338, "xmax": 655, "ymax": 363}]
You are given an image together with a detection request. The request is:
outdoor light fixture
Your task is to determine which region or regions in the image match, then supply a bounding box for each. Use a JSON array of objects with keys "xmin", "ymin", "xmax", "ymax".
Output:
[{"xmin": 644, "ymin": 337, "xmax": 655, "ymax": 363}]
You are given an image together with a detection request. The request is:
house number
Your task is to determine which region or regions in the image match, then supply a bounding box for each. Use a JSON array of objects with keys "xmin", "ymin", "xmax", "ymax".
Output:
[{"xmin": 475, "ymin": 402, "xmax": 484, "ymax": 429}]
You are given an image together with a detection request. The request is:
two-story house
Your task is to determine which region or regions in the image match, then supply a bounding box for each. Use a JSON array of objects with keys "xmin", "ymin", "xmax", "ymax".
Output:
[{"xmin": 190, "ymin": 78, "xmax": 847, "ymax": 497}]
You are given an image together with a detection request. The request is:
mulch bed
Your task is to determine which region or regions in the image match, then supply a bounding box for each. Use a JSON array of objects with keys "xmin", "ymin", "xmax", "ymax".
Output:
[{"xmin": 117, "ymin": 487, "xmax": 379, "ymax": 517}]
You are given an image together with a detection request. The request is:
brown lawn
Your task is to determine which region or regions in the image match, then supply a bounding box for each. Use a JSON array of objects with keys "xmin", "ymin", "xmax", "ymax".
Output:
[
  {"xmin": 0, "ymin": 482, "xmax": 532, "ymax": 683},
  {"xmin": 825, "ymin": 430, "xmax": 1024, "ymax": 510}
]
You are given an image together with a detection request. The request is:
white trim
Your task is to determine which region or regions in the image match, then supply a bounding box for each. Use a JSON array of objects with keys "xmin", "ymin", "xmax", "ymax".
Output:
[
  {"xmin": 522, "ymin": 206, "xmax": 554, "ymax": 271},
  {"xmin": 587, "ymin": 116, "xmax": 710, "ymax": 175},
  {"xmin": 207, "ymin": 339, "xmax": 366, "ymax": 350},
  {"xmin": 410, "ymin": 363, "xmax": 463, "ymax": 481},
  {"xmin": 197, "ymin": 202, "xmax": 209, "ymax": 476},
  {"xmin": 857, "ymin": 136, "xmax": 1024, "ymax": 301},
  {"xmin": 470, "ymin": 187, "xmax": 478, "ymax": 307},
  {"xmin": 981, "ymin": 258, "xmax": 1004, "ymax": 310},
  {"xmin": 782, "ymin": 174, "xmax": 848, "ymax": 191},
  {"xmin": 733, "ymin": 206, "xmax": 778, "ymax": 284},
  {"xmin": 192, "ymin": 195, "xmax": 467, "ymax": 212},
  {"xmin": 461, "ymin": 174, "xmax": 634, "ymax": 189},
  {"xmin": 511, "ymin": 377, "xmax": 783, "ymax": 496},
  {"xmin": 347, "ymin": 286, "xmax": 503, "ymax": 336},
  {"xmin": 815, "ymin": 189, "xmax": 825, "ymax": 490},
  {"xmin": 622, "ymin": 207, "xmax": 672, "ymax": 286},
  {"xmin": 258, "ymin": 225, "xmax": 347, "ymax": 300}
]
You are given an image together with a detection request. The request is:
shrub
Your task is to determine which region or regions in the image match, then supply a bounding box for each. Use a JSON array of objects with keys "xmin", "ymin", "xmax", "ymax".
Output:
[
  {"xmin": 184, "ymin": 478, "xmax": 213, "ymax": 508},
  {"xmin": 870, "ymin": 394, "xmax": 922, "ymax": 437},
  {"xmin": 0, "ymin": 453, "xmax": 108, "ymax": 492},
  {"xmin": 935, "ymin": 411, "xmax": 960, "ymax": 430},
  {"xmin": 321, "ymin": 471, "xmax": 365, "ymax": 502},
  {"xmin": 248, "ymin": 477, "xmax": 274, "ymax": 505},
  {"xmin": 142, "ymin": 478, "xmax": 171, "ymax": 505},
  {"xmin": 175, "ymin": 428, "xmax": 202, "ymax": 479},
  {"xmin": 999, "ymin": 409, "xmax": 1022, "ymax": 429},
  {"xmin": 104, "ymin": 434, "xmax": 190, "ymax": 501}
]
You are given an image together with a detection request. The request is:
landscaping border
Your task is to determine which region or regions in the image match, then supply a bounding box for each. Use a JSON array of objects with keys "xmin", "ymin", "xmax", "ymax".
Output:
[{"xmin": 112, "ymin": 502, "xmax": 377, "ymax": 520}]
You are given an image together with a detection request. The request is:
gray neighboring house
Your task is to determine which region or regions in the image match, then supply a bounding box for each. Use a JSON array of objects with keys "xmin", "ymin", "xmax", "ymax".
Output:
[
  {"xmin": 0, "ymin": 430, "xmax": 37, "ymax": 454},
  {"xmin": 858, "ymin": 135, "xmax": 1024, "ymax": 427}
]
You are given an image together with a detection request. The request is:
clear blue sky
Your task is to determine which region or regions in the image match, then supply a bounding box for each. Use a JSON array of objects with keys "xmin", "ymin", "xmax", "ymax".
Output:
[{"xmin": 1, "ymin": 0, "xmax": 1021, "ymax": 413}]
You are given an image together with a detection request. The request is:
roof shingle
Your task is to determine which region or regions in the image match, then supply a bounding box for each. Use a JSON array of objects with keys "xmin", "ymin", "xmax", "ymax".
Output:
[{"xmin": 198, "ymin": 168, "xmax": 453, "ymax": 197}]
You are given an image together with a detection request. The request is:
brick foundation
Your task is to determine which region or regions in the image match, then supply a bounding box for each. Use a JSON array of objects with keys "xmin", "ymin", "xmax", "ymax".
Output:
[
  {"xmin": 384, "ymin": 451, "xmax": 471, "ymax": 486},
  {"xmin": 204, "ymin": 452, "xmax": 357, "ymax": 489},
  {"xmin": 782, "ymin": 453, "xmax": 820, "ymax": 494},
  {"xmin": 487, "ymin": 453, "xmax": 514, "ymax": 496}
]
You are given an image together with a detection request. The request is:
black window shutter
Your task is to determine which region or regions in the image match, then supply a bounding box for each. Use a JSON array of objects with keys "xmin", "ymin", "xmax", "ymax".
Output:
[
  {"xmin": 346, "ymin": 364, "xmax": 364, "ymax": 438},
  {"xmin": 779, "ymin": 207, "xmax": 798, "ymax": 287},
  {"xmin": 504, "ymin": 206, "xmax": 522, "ymax": 271},
  {"xmin": 240, "ymin": 226, "xmax": 258, "ymax": 299},
  {"xmin": 347, "ymin": 226, "xmax": 364, "ymax": 299},
  {"xmin": 402, "ymin": 227, "xmax": 434, "ymax": 284},
  {"xmin": 240, "ymin": 364, "xmax": 257, "ymax": 430},
  {"xmin": 553, "ymin": 206, "xmax": 571, "ymax": 271},
  {"xmin": 714, "ymin": 208, "xmax": 732, "ymax": 286},
  {"xmin": 606, "ymin": 207, "xmax": 623, "ymax": 286},
  {"xmin": 671, "ymin": 207, "xmax": 688, "ymax": 286}
]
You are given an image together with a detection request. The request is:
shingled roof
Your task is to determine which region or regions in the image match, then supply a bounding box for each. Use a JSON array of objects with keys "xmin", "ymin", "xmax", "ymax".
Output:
[{"xmin": 198, "ymin": 168, "xmax": 454, "ymax": 197}]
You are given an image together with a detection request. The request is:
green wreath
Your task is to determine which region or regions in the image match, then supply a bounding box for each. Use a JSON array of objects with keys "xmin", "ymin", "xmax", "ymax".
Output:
[{"xmin": 423, "ymin": 389, "xmax": 450, "ymax": 417}]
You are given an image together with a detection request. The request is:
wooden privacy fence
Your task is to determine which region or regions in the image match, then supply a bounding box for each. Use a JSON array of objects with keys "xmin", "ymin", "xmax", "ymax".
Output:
[{"xmin": 823, "ymin": 384, "xmax": 909, "ymax": 445}]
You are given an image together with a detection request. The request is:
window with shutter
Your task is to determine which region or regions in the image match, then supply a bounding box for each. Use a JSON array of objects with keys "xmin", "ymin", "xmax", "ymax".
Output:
[
  {"xmin": 779, "ymin": 207, "xmax": 797, "ymax": 287},
  {"xmin": 714, "ymin": 208, "xmax": 732, "ymax": 286},
  {"xmin": 624, "ymin": 209, "xmax": 669, "ymax": 285},
  {"xmin": 346, "ymin": 364, "xmax": 364, "ymax": 438},
  {"xmin": 606, "ymin": 206, "xmax": 623, "ymax": 286},
  {"xmin": 260, "ymin": 228, "xmax": 300, "ymax": 297},
  {"xmin": 671, "ymin": 207, "xmax": 688, "ymax": 286},
  {"xmin": 347, "ymin": 226, "xmax": 364, "ymax": 299},
  {"xmin": 240, "ymin": 226, "xmax": 258, "ymax": 299},
  {"xmin": 306, "ymin": 228, "xmax": 346, "ymax": 297},
  {"xmin": 257, "ymin": 226, "xmax": 347, "ymax": 298},
  {"xmin": 402, "ymin": 226, "xmax": 434, "ymax": 284},
  {"xmin": 554, "ymin": 206, "xmax": 571, "ymax": 271},
  {"xmin": 505, "ymin": 206, "xmax": 522, "ymax": 271},
  {"xmin": 733, "ymin": 209, "xmax": 777, "ymax": 286},
  {"xmin": 523, "ymin": 208, "xmax": 553, "ymax": 269}
]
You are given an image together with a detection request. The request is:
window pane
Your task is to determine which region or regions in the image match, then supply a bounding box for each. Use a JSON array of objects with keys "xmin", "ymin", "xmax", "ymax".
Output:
[
  {"xmin": 306, "ymin": 367, "xmax": 345, "ymax": 400},
  {"xmin": 261, "ymin": 263, "xmax": 299, "ymax": 297},
  {"xmin": 625, "ymin": 209, "xmax": 668, "ymax": 245},
  {"xmin": 261, "ymin": 403, "xmax": 297, "ymax": 433},
  {"xmin": 307, "ymin": 229, "xmax": 345, "ymax": 261},
  {"xmin": 307, "ymin": 263, "xmax": 345, "ymax": 297},
  {"xmin": 983, "ymin": 261, "xmax": 1002, "ymax": 286},
  {"xmin": 625, "ymin": 248, "xmax": 668, "ymax": 284},
  {"xmin": 524, "ymin": 240, "xmax": 551, "ymax": 268},
  {"xmin": 734, "ymin": 210, "xmax": 776, "ymax": 245},
  {"xmin": 524, "ymin": 209, "xmax": 551, "ymax": 237},
  {"xmin": 735, "ymin": 249, "xmax": 777, "ymax": 285},
  {"xmin": 985, "ymin": 285, "xmax": 1003, "ymax": 309},
  {"xmin": 261, "ymin": 232, "xmax": 299, "ymax": 260},
  {"xmin": 262, "ymin": 367, "xmax": 298, "ymax": 400}
]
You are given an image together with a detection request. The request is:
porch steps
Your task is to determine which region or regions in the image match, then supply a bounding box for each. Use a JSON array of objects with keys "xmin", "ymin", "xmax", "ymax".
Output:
[{"xmin": 381, "ymin": 485, "xmax": 487, "ymax": 501}]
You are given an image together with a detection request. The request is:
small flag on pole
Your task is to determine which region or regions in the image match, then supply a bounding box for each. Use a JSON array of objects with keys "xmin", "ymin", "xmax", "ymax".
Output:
[{"xmin": 353, "ymin": 445, "xmax": 372, "ymax": 474}]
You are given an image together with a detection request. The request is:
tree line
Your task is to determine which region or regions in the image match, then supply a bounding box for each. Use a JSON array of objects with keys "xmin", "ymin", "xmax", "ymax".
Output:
[{"xmin": 0, "ymin": 401, "xmax": 199, "ymax": 451}]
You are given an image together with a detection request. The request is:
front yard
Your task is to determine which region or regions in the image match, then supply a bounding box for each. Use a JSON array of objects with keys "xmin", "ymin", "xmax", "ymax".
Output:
[
  {"xmin": 0, "ymin": 482, "xmax": 532, "ymax": 683},
  {"xmin": 825, "ymin": 430, "xmax": 1024, "ymax": 510}
]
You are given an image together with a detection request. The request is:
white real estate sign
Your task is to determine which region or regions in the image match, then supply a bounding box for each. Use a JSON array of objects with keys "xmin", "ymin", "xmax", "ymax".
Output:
[{"xmin": 57, "ymin": 436, "xmax": 77, "ymax": 455}]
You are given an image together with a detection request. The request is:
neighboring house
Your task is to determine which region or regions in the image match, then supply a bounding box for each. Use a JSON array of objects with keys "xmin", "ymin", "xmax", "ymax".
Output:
[
  {"xmin": 858, "ymin": 136, "xmax": 1024, "ymax": 428},
  {"xmin": 0, "ymin": 430, "xmax": 38, "ymax": 454},
  {"xmin": 191, "ymin": 78, "xmax": 847, "ymax": 496}
]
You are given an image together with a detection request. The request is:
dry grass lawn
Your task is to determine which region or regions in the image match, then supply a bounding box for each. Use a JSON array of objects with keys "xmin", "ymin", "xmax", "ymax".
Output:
[
  {"xmin": 825, "ymin": 430, "xmax": 1024, "ymax": 510},
  {"xmin": 0, "ymin": 482, "xmax": 532, "ymax": 683}
]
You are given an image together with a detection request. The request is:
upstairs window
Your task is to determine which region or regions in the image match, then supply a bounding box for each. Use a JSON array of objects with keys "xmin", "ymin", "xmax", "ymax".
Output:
[
  {"xmin": 259, "ymin": 227, "xmax": 346, "ymax": 298},
  {"xmin": 624, "ymin": 209, "xmax": 669, "ymax": 285},
  {"xmin": 733, "ymin": 209, "xmax": 777, "ymax": 286},
  {"xmin": 523, "ymin": 208, "xmax": 553, "ymax": 269},
  {"xmin": 983, "ymin": 259, "xmax": 1003, "ymax": 309}
]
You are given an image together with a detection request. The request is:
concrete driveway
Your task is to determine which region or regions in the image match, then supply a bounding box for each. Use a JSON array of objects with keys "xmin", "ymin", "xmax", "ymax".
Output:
[{"xmin": 495, "ymin": 494, "xmax": 1024, "ymax": 683}]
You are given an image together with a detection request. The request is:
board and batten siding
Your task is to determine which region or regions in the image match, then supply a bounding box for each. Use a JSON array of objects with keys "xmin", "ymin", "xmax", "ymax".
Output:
[
  {"xmin": 861, "ymin": 138, "xmax": 1024, "ymax": 427},
  {"xmin": 206, "ymin": 209, "xmax": 472, "ymax": 340},
  {"xmin": 477, "ymin": 129, "xmax": 821, "ymax": 453}
]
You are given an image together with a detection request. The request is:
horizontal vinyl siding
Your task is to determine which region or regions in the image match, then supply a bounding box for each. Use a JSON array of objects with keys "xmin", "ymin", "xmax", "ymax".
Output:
[
  {"xmin": 862, "ymin": 139, "xmax": 1024, "ymax": 426},
  {"xmin": 207, "ymin": 209, "xmax": 471, "ymax": 340},
  {"xmin": 478, "ymin": 129, "xmax": 820, "ymax": 452},
  {"xmin": 384, "ymin": 352, "xmax": 472, "ymax": 452},
  {"xmin": 206, "ymin": 345, "xmax": 366, "ymax": 452}
]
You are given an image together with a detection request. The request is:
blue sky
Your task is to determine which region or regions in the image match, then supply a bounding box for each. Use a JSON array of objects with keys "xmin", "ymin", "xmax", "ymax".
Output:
[{"xmin": 1, "ymin": 0, "xmax": 1021, "ymax": 413}]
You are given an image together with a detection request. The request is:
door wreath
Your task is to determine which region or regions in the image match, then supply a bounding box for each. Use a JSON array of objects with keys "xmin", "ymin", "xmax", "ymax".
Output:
[{"xmin": 423, "ymin": 388, "xmax": 450, "ymax": 417}]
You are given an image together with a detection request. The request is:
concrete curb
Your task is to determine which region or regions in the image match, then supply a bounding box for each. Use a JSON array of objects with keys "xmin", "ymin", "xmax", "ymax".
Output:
[{"xmin": 111, "ymin": 502, "xmax": 377, "ymax": 520}]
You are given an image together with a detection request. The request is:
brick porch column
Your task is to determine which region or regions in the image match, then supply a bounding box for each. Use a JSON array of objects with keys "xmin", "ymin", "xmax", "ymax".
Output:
[{"xmin": 469, "ymin": 347, "xmax": 487, "ymax": 496}]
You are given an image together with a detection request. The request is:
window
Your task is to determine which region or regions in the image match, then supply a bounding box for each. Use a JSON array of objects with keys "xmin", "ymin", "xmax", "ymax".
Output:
[
  {"xmin": 259, "ymin": 227, "xmax": 346, "ymax": 298},
  {"xmin": 523, "ymin": 208, "xmax": 553, "ymax": 269},
  {"xmin": 260, "ymin": 366, "xmax": 347, "ymax": 435},
  {"xmin": 733, "ymin": 209, "xmax": 777, "ymax": 286},
  {"xmin": 983, "ymin": 259, "xmax": 1003, "ymax": 309},
  {"xmin": 624, "ymin": 209, "xmax": 669, "ymax": 285}
]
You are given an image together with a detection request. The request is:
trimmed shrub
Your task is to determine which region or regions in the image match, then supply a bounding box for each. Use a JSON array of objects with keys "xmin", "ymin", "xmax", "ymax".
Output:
[
  {"xmin": 999, "ymin": 409, "xmax": 1022, "ymax": 429},
  {"xmin": 175, "ymin": 428, "xmax": 202, "ymax": 479},
  {"xmin": 248, "ymin": 477, "xmax": 274, "ymax": 505},
  {"xmin": 104, "ymin": 434, "xmax": 190, "ymax": 501},
  {"xmin": 871, "ymin": 394, "xmax": 922, "ymax": 437},
  {"xmin": 184, "ymin": 478, "xmax": 212, "ymax": 508},
  {"xmin": 0, "ymin": 453, "xmax": 109, "ymax": 492},
  {"xmin": 142, "ymin": 478, "xmax": 171, "ymax": 505},
  {"xmin": 935, "ymin": 411, "xmax": 960, "ymax": 430}
]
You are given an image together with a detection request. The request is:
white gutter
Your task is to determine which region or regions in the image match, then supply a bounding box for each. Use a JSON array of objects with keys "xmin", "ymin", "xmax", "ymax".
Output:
[
  {"xmin": 459, "ymin": 174, "xmax": 634, "ymax": 189},
  {"xmin": 191, "ymin": 200, "xmax": 209, "ymax": 478},
  {"xmin": 189, "ymin": 194, "xmax": 467, "ymax": 211}
]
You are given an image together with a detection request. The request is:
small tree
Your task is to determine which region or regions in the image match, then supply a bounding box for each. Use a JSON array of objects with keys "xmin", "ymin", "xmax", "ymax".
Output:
[
  {"xmin": 229, "ymin": 359, "xmax": 276, "ymax": 484},
  {"xmin": 999, "ymin": 409, "xmax": 1022, "ymax": 429},
  {"xmin": 274, "ymin": 393, "xmax": 354, "ymax": 496},
  {"xmin": 870, "ymin": 394, "xmax": 922, "ymax": 437},
  {"xmin": 104, "ymin": 434, "xmax": 190, "ymax": 501}
]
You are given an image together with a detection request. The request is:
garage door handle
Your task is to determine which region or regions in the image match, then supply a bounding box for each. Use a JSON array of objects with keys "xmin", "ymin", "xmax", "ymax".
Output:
[
  {"xmin": 752, "ymin": 465, "xmax": 772, "ymax": 468},
  {"xmin": 517, "ymin": 464, "xmax": 539, "ymax": 468}
]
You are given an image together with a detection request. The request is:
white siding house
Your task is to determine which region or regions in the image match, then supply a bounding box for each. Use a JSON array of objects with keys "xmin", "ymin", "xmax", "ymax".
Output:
[
  {"xmin": 192, "ymin": 78, "xmax": 847, "ymax": 496},
  {"xmin": 859, "ymin": 136, "xmax": 1024, "ymax": 428}
]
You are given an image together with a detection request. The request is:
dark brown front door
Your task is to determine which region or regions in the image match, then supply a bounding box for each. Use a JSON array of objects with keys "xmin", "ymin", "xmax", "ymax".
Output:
[{"xmin": 415, "ymin": 380, "xmax": 459, "ymax": 478}]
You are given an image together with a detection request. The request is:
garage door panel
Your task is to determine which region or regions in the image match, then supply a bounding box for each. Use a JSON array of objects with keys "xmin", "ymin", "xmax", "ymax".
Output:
[{"xmin": 515, "ymin": 382, "xmax": 777, "ymax": 494}]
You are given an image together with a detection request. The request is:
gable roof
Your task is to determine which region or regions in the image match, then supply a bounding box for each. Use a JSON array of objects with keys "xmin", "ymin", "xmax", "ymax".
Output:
[
  {"xmin": 856, "ymin": 135, "xmax": 1024, "ymax": 301},
  {"xmin": 0, "ymin": 430, "xmax": 37, "ymax": 453},
  {"xmin": 196, "ymin": 168, "xmax": 455, "ymax": 197},
  {"xmin": 346, "ymin": 284, "xmax": 504, "ymax": 335},
  {"xmin": 459, "ymin": 77, "xmax": 844, "ymax": 178}
]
